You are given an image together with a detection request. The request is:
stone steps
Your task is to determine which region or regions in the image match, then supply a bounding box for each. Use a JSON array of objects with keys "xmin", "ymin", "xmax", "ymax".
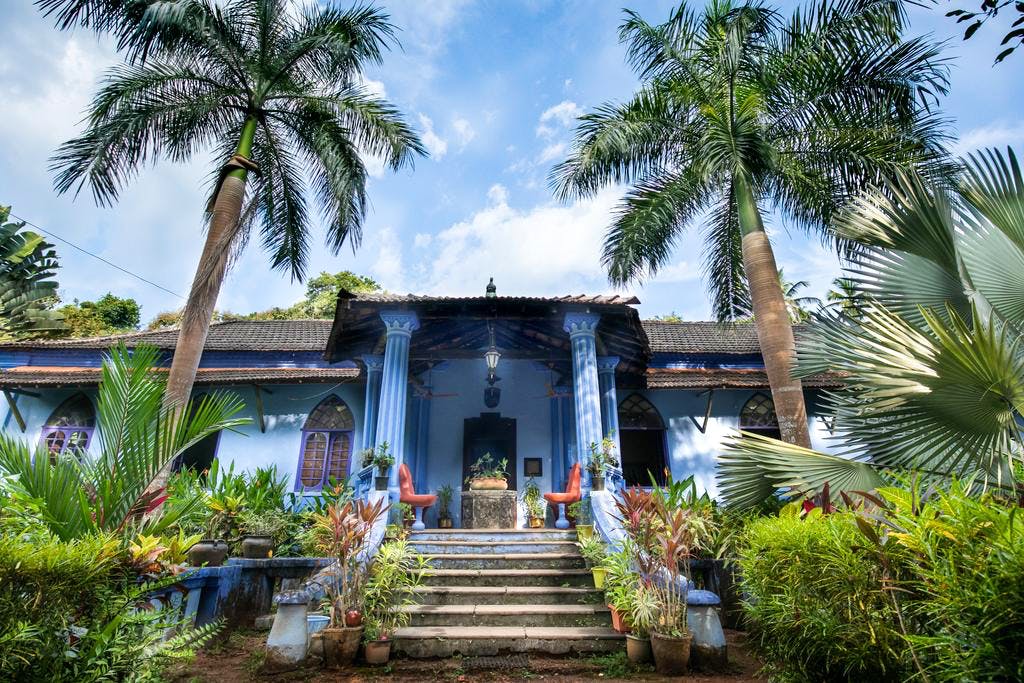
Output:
[
  {"xmin": 401, "ymin": 603, "xmax": 611, "ymax": 627},
  {"xmin": 408, "ymin": 529, "xmax": 577, "ymax": 542},
  {"xmin": 410, "ymin": 540, "xmax": 578, "ymax": 554},
  {"xmin": 422, "ymin": 552, "xmax": 586, "ymax": 570},
  {"xmin": 392, "ymin": 626, "xmax": 623, "ymax": 658},
  {"xmin": 421, "ymin": 568, "xmax": 593, "ymax": 587},
  {"xmin": 413, "ymin": 585, "xmax": 605, "ymax": 606}
]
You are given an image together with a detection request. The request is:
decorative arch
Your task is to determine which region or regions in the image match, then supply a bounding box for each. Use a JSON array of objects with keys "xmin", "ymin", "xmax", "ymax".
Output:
[
  {"xmin": 297, "ymin": 395, "xmax": 355, "ymax": 491},
  {"xmin": 41, "ymin": 393, "xmax": 95, "ymax": 458},
  {"xmin": 617, "ymin": 393, "xmax": 667, "ymax": 486},
  {"xmin": 740, "ymin": 392, "xmax": 781, "ymax": 439}
]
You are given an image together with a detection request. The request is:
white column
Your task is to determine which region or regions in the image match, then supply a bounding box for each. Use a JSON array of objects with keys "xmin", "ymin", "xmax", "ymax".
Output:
[
  {"xmin": 375, "ymin": 311, "xmax": 419, "ymax": 498},
  {"xmin": 564, "ymin": 312, "xmax": 602, "ymax": 493}
]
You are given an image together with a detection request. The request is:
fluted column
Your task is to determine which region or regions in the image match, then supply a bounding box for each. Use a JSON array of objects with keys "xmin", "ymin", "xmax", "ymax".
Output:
[
  {"xmin": 564, "ymin": 312, "xmax": 602, "ymax": 492},
  {"xmin": 412, "ymin": 388, "xmax": 431, "ymax": 492},
  {"xmin": 360, "ymin": 355, "xmax": 384, "ymax": 455},
  {"xmin": 597, "ymin": 356, "xmax": 621, "ymax": 453},
  {"xmin": 549, "ymin": 385, "xmax": 574, "ymax": 492},
  {"xmin": 375, "ymin": 311, "xmax": 419, "ymax": 497}
]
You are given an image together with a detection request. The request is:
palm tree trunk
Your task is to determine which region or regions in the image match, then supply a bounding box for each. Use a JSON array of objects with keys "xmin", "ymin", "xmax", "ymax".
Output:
[{"xmin": 735, "ymin": 174, "xmax": 812, "ymax": 448}]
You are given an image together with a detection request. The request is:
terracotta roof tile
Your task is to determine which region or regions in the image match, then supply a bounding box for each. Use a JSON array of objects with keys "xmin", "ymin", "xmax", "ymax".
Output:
[
  {"xmin": 640, "ymin": 320, "xmax": 811, "ymax": 355},
  {"xmin": 0, "ymin": 365, "xmax": 359, "ymax": 388},
  {"xmin": 645, "ymin": 366, "xmax": 842, "ymax": 389}
]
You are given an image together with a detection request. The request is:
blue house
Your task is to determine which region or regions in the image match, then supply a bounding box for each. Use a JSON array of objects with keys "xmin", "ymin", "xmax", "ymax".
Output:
[{"xmin": 0, "ymin": 288, "xmax": 840, "ymax": 525}]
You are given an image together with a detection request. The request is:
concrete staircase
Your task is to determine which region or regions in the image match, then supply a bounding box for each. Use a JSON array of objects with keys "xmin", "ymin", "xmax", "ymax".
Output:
[{"xmin": 392, "ymin": 528, "xmax": 624, "ymax": 658}]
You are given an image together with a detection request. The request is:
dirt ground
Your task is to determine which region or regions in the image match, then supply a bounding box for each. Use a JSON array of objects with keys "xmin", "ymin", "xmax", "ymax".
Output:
[{"xmin": 165, "ymin": 629, "xmax": 765, "ymax": 683}]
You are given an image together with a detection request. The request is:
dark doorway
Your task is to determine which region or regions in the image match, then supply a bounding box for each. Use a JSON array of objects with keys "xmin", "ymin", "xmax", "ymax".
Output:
[
  {"xmin": 175, "ymin": 431, "xmax": 220, "ymax": 473},
  {"xmin": 463, "ymin": 412, "xmax": 517, "ymax": 491},
  {"xmin": 618, "ymin": 393, "xmax": 668, "ymax": 487}
]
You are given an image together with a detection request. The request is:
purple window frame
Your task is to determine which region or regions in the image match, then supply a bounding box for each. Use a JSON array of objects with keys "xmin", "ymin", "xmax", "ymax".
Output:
[
  {"xmin": 294, "ymin": 429, "xmax": 353, "ymax": 492},
  {"xmin": 39, "ymin": 425, "xmax": 95, "ymax": 458}
]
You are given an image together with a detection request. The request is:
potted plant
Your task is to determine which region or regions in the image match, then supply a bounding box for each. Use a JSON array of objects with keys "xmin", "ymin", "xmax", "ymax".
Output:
[
  {"xmin": 362, "ymin": 443, "xmax": 395, "ymax": 491},
  {"xmin": 188, "ymin": 493, "xmax": 244, "ymax": 566},
  {"xmin": 362, "ymin": 539, "xmax": 428, "ymax": 665},
  {"xmin": 238, "ymin": 508, "xmax": 287, "ymax": 559},
  {"xmin": 521, "ymin": 478, "xmax": 546, "ymax": 528},
  {"xmin": 311, "ymin": 498, "xmax": 388, "ymax": 667},
  {"xmin": 626, "ymin": 583, "xmax": 658, "ymax": 664},
  {"xmin": 568, "ymin": 497, "xmax": 593, "ymax": 538},
  {"xmin": 649, "ymin": 508, "xmax": 698, "ymax": 675},
  {"xmin": 437, "ymin": 484, "xmax": 455, "ymax": 528},
  {"xmin": 577, "ymin": 535, "xmax": 608, "ymax": 587},
  {"xmin": 586, "ymin": 436, "xmax": 618, "ymax": 491},
  {"xmin": 465, "ymin": 453, "xmax": 509, "ymax": 490},
  {"xmin": 396, "ymin": 501, "xmax": 415, "ymax": 529},
  {"xmin": 602, "ymin": 548, "xmax": 636, "ymax": 634}
]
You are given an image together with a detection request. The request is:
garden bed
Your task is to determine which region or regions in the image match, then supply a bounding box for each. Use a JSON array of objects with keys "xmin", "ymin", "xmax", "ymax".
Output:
[{"xmin": 165, "ymin": 629, "xmax": 765, "ymax": 681}]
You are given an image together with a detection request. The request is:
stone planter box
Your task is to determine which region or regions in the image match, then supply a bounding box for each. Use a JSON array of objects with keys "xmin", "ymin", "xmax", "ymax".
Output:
[{"xmin": 461, "ymin": 489, "xmax": 517, "ymax": 528}]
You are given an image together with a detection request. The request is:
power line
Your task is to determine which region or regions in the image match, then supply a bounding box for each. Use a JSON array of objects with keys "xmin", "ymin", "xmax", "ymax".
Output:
[{"xmin": 9, "ymin": 212, "xmax": 184, "ymax": 300}]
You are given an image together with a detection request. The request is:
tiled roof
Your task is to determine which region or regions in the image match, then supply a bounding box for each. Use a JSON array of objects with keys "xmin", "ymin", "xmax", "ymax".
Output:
[
  {"xmin": 348, "ymin": 293, "xmax": 641, "ymax": 305},
  {"xmin": 645, "ymin": 367, "xmax": 842, "ymax": 390},
  {"xmin": 0, "ymin": 319, "xmax": 333, "ymax": 351},
  {"xmin": 0, "ymin": 365, "xmax": 359, "ymax": 388},
  {"xmin": 640, "ymin": 320, "xmax": 811, "ymax": 355}
]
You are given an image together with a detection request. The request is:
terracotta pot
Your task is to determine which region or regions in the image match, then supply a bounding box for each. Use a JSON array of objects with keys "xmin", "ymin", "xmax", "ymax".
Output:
[
  {"xmin": 240, "ymin": 535, "xmax": 274, "ymax": 559},
  {"xmin": 187, "ymin": 539, "xmax": 229, "ymax": 567},
  {"xmin": 321, "ymin": 626, "xmax": 362, "ymax": 668},
  {"xmin": 363, "ymin": 638, "xmax": 391, "ymax": 665},
  {"xmin": 528, "ymin": 516, "xmax": 544, "ymax": 528},
  {"xmin": 439, "ymin": 517, "xmax": 453, "ymax": 529},
  {"xmin": 608, "ymin": 605, "xmax": 631, "ymax": 634},
  {"xmin": 626, "ymin": 634, "xmax": 653, "ymax": 664},
  {"xmin": 344, "ymin": 609, "xmax": 362, "ymax": 628},
  {"xmin": 469, "ymin": 477, "xmax": 508, "ymax": 490},
  {"xmin": 374, "ymin": 476, "xmax": 389, "ymax": 491},
  {"xmin": 591, "ymin": 566, "xmax": 608, "ymax": 589},
  {"xmin": 576, "ymin": 524, "xmax": 594, "ymax": 540},
  {"xmin": 651, "ymin": 632, "xmax": 692, "ymax": 675},
  {"xmin": 591, "ymin": 475, "xmax": 606, "ymax": 491}
]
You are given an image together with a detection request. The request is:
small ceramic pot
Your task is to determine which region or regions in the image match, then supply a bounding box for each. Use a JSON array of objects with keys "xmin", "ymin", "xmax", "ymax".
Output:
[
  {"xmin": 591, "ymin": 566, "xmax": 608, "ymax": 589},
  {"xmin": 591, "ymin": 475, "xmax": 606, "ymax": 491},
  {"xmin": 321, "ymin": 626, "xmax": 362, "ymax": 668},
  {"xmin": 374, "ymin": 475, "xmax": 389, "ymax": 491},
  {"xmin": 651, "ymin": 632, "xmax": 692, "ymax": 675},
  {"xmin": 608, "ymin": 605, "xmax": 631, "ymax": 634},
  {"xmin": 626, "ymin": 634, "xmax": 653, "ymax": 664},
  {"xmin": 187, "ymin": 539, "xmax": 229, "ymax": 567},
  {"xmin": 528, "ymin": 516, "xmax": 544, "ymax": 528},
  {"xmin": 438, "ymin": 517, "xmax": 453, "ymax": 529},
  {"xmin": 469, "ymin": 477, "xmax": 508, "ymax": 490},
  {"xmin": 576, "ymin": 524, "xmax": 594, "ymax": 540},
  {"xmin": 363, "ymin": 638, "xmax": 391, "ymax": 665},
  {"xmin": 240, "ymin": 535, "xmax": 274, "ymax": 559}
]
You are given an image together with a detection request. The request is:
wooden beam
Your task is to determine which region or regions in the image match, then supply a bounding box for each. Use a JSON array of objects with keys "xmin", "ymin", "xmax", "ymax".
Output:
[
  {"xmin": 252, "ymin": 384, "xmax": 266, "ymax": 433},
  {"xmin": 3, "ymin": 390, "xmax": 26, "ymax": 433},
  {"xmin": 688, "ymin": 389, "xmax": 714, "ymax": 434}
]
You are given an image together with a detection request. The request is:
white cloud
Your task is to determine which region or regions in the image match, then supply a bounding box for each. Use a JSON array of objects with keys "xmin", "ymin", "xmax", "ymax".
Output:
[
  {"xmin": 358, "ymin": 75, "xmax": 387, "ymax": 98},
  {"xmin": 954, "ymin": 122, "xmax": 1024, "ymax": 156},
  {"xmin": 563, "ymin": 78, "xmax": 573, "ymax": 90},
  {"xmin": 418, "ymin": 113, "xmax": 448, "ymax": 160},
  {"xmin": 537, "ymin": 142, "xmax": 567, "ymax": 164},
  {"xmin": 370, "ymin": 226, "xmax": 404, "ymax": 287},
  {"xmin": 452, "ymin": 117, "xmax": 476, "ymax": 150},
  {"xmin": 655, "ymin": 261, "xmax": 700, "ymax": 283},
  {"xmin": 414, "ymin": 233, "xmax": 433, "ymax": 248},
  {"xmin": 536, "ymin": 100, "xmax": 583, "ymax": 138},
  {"xmin": 486, "ymin": 184, "xmax": 509, "ymax": 205}
]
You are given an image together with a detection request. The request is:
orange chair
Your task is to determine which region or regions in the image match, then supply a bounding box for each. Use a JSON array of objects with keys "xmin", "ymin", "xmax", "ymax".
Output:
[
  {"xmin": 544, "ymin": 463, "xmax": 582, "ymax": 529},
  {"xmin": 399, "ymin": 463, "xmax": 437, "ymax": 530}
]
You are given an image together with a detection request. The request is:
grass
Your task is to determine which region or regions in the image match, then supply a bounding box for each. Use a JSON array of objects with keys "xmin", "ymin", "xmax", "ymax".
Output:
[{"xmin": 587, "ymin": 651, "xmax": 654, "ymax": 678}]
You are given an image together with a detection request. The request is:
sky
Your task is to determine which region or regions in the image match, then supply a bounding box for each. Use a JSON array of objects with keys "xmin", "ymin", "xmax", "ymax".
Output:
[{"xmin": 0, "ymin": 1, "xmax": 1021, "ymax": 324}]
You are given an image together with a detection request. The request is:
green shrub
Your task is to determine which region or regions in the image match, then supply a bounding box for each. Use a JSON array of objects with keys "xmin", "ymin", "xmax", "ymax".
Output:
[{"xmin": 738, "ymin": 510, "xmax": 908, "ymax": 681}]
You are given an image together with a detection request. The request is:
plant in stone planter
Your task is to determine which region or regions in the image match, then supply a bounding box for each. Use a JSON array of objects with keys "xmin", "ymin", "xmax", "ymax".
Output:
[
  {"xmin": 362, "ymin": 539, "xmax": 428, "ymax": 665},
  {"xmin": 190, "ymin": 493, "xmax": 245, "ymax": 566},
  {"xmin": 362, "ymin": 443, "xmax": 395, "ymax": 491},
  {"xmin": 568, "ymin": 496, "xmax": 593, "ymax": 538},
  {"xmin": 649, "ymin": 507, "xmax": 700, "ymax": 676},
  {"xmin": 586, "ymin": 436, "xmax": 619, "ymax": 491},
  {"xmin": 465, "ymin": 452, "xmax": 509, "ymax": 490},
  {"xmin": 578, "ymin": 535, "xmax": 609, "ymax": 587},
  {"xmin": 521, "ymin": 478, "xmax": 546, "ymax": 528},
  {"xmin": 238, "ymin": 508, "xmax": 288, "ymax": 558},
  {"xmin": 310, "ymin": 498, "xmax": 388, "ymax": 667},
  {"xmin": 626, "ymin": 583, "xmax": 658, "ymax": 664},
  {"xmin": 396, "ymin": 502, "xmax": 415, "ymax": 528},
  {"xmin": 437, "ymin": 484, "xmax": 455, "ymax": 528}
]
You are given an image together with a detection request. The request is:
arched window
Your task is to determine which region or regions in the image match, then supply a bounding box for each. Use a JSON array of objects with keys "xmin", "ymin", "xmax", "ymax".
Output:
[
  {"xmin": 174, "ymin": 394, "xmax": 221, "ymax": 473},
  {"xmin": 617, "ymin": 393, "xmax": 667, "ymax": 486},
  {"xmin": 740, "ymin": 393, "xmax": 781, "ymax": 440},
  {"xmin": 297, "ymin": 396, "xmax": 355, "ymax": 491},
  {"xmin": 40, "ymin": 393, "xmax": 95, "ymax": 459}
]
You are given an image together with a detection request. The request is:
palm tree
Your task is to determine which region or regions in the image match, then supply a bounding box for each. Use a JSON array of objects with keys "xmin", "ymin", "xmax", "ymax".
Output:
[
  {"xmin": 551, "ymin": 0, "xmax": 949, "ymax": 447},
  {"xmin": 0, "ymin": 343, "xmax": 247, "ymax": 540},
  {"xmin": 717, "ymin": 148, "xmax": 1024, "ymax": 508},
  {"xmin": 825, "ymin": 277, "xmax": 863, "ymax": 318},
  {"xmin": 777, "ymin": 269, "xmax": 820, "ymax": 323},
  {"xmin": 44, "ymin": 0, "xmax": 425, "ymax": 416}
]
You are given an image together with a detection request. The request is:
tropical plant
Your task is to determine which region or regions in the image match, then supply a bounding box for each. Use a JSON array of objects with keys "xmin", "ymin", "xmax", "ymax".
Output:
[
  {"xmin": 628, "ymin": 582, "xmax": 659, "ymax": 638},
  {"xmin": 361, "ymin": 442, "xmax": 395, "ymax": 472},
  {"xmin": 602, "ymin": 545, "xmax": 642, "ymax": 614},
  {"xmin": 238, "ymin": 507, "xmax": 289, "ymax": 541},
  {"xmin": 205, "ymin": 493, "xmax": 245, "ymax": 541},
  {"xmin": 0, "ymin": 344, "xmax": 246, "ymax": 541},
  {"xmin": 718, "ymin": 148, "xmax": 1024, "ymax": 508},
  {"xmin": 0, "ymin": 205, "xmax": 62, "ymax": 339},
  {"xmin": 521, "ymin": 477, "xmax": 546, "ymax": 519},
  {"xmin": 552, "ymin": 0, "xmax": 950, "ymax": 447},
  {"xmin": 436, "ymin": 484, "xmax": 455, "ymax": 520},
  {"xmin": 568, "ymin": 495, "xmax": 592, "ymax": 525},
  {"xmin": 577, "ymin": 534, "xmax": 608, "ymax": 567},
  {"xmin": 43, "ymin": 0, "xmax": 425, "ymax": 431},
  {"xmin": 587, "ymin": 435, "xmax": 619, "ymax": 478},
  {"xmin": 824, "ymin": 276, "xmax": 865, "ymax": 318},
  {"xmin": 777, "ymin": 269, "xmax": 821, "ymax": 323},
  {"xmin": 466, "ymin": 452, "xmax": 508, "ymax": 482},
  {"xmin": 361, "ymin": 539, "xmax": 427, "ymax": 641}
]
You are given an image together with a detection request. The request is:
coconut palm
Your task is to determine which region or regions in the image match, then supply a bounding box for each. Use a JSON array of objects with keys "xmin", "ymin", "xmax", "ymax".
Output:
[
  {"xmin": 552, "ymin": 0, "xmax": 950, "ymax": 446},
  {"xmin": 44, "ymin": 0, "xmax": 425, "ymax": 415},
  {"xmin": 717, "ymin": 148, "xmax": 1024, "ymax": 509},
  {"xmin": 0, "ymin": 344, "xmax": 247, "ymax": 540},
  {"xmin": 778, "ymin": 269, "xmax": 820, "ymax": 323},
  {"xmin": 0, "ymin": 206, "xmax": 63, "ymax": 338}
]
